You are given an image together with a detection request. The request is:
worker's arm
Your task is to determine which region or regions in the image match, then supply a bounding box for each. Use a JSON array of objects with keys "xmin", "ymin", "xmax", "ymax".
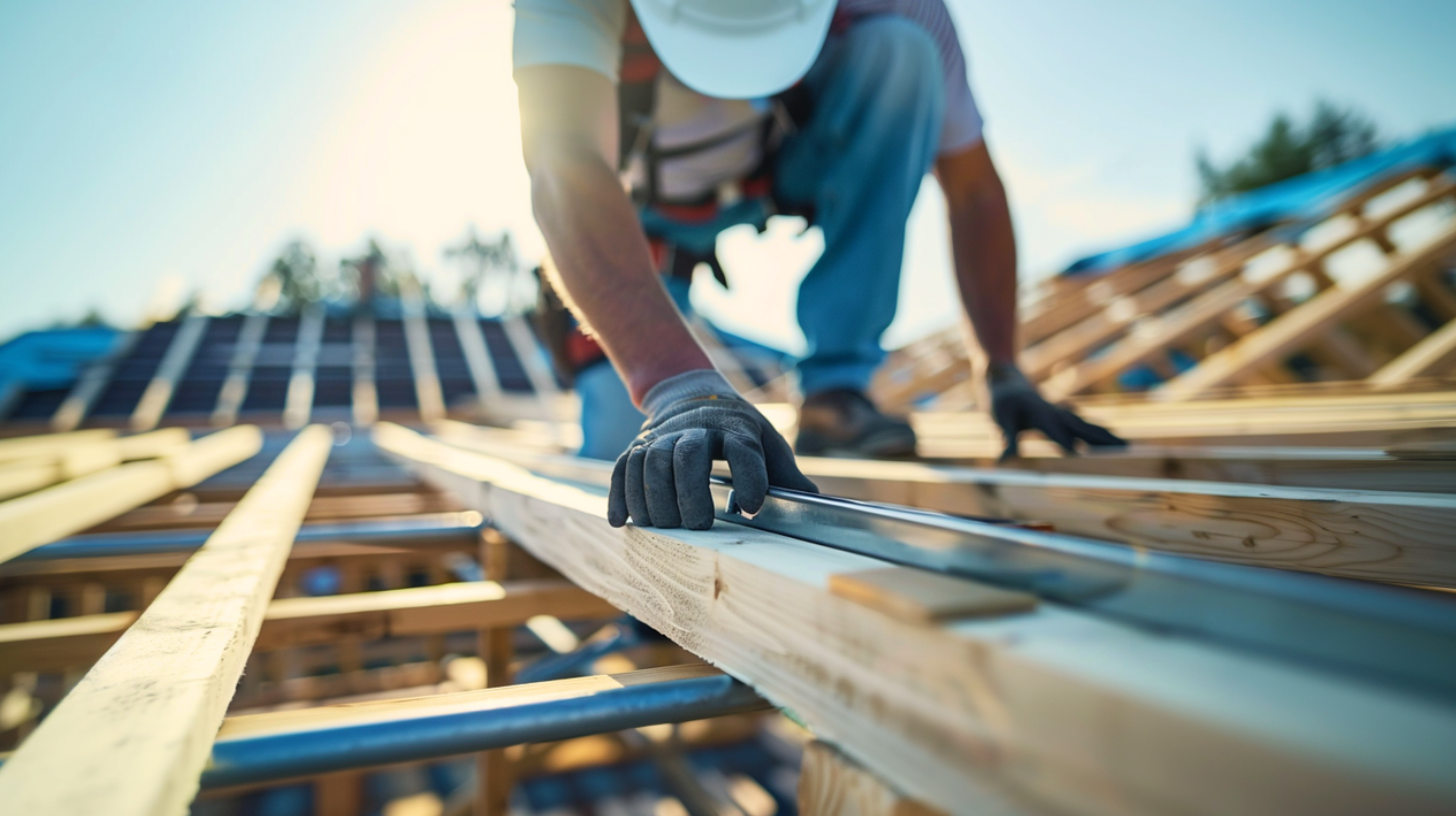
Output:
[
  {"xmin": 936, "ymin": 140, "xmax": 1125, "ymax": 458},
  {"xmin": 517, "ymin": 65, "xmax": 712, "ymax": 403},
  {"xmin": 517, "ymin": 65, "xmax": 815, "ymax": 526}
]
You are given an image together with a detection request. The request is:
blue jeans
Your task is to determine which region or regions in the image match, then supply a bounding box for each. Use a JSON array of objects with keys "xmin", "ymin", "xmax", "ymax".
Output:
[{"xmin": 577, "ymin": 16, "xmax": 944, "ymax": 460}]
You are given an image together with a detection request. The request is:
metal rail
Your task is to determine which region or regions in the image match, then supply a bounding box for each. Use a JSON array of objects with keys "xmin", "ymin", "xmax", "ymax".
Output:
[
  {"xmin": 12, "ymin": 512, "xmax": 484, "ymax": 562},
  {"xmin": 200, "ymin": 670, "xmax": 767, "ymax": 788},
  {"xmin": 419, "ymin": 435, "xmax": 1456, "ymax": 703},
  {"xmin": 712, "ymin": 481, "xmax": 1456, "ymax": 703}
]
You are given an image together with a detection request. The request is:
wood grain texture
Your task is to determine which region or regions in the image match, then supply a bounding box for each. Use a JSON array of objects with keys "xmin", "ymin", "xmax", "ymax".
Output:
[
  {"xmin": 0, "ymin": 579, "xmax": 615, "ymax": 673},
  {"xmin": 376, "ymin": 424, "xmax": 1456, "ymax": 816},
  {"xmin": 829, "ymin": 568, "xmax": 1037, "ymax": 624},
  {"xmin": 0, "ymin": 426, "xmax": 264, "ymax": 564},
  {"xmin": 796, "ymin": 456, "xmax": 1456, "ymax": 587},
  {"xmin": 0, "ymin": 425, "xmax": 331, "ymax": 816},
  {"xmin": 799, "ymin": 740, "xmax": 951, "ymax": 816}
]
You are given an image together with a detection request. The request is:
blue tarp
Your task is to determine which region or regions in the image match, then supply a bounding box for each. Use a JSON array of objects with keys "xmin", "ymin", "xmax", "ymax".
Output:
[
  {"xmin": 1063, "ymin": 123, "xmax": 1456, "ymax": 276},
  {"xmin": 0, "ymin": 327, "xmax": 120, "ymax": 398}
]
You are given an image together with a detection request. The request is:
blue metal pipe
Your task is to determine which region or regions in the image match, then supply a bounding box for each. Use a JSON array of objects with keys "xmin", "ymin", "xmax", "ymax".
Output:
[
  {"xmin": 514, "ymin": 622, "xmax": 642, "ymax": 685},
  {"xmin": 201, "ymin": 672, "xmax": 768, "ymax": 789},
  {"xmin": 14, "ymin": 512, "xmax": 484, "ymax": 562}
]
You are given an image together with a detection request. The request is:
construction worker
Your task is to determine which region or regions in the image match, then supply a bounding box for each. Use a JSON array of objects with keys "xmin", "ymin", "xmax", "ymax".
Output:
[{"xmin": 515, "ymin": 0, "xmax": 1124, "ymax": 530}]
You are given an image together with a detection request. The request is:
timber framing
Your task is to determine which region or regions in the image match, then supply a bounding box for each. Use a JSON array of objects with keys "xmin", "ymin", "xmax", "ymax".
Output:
[
  {"xmin": 374, "ymin": 423, "xmax": 1456, "ymax": 816},
  {"xmin": 0, "ymin": 425, "xmax": 332, "ymax": 815}
]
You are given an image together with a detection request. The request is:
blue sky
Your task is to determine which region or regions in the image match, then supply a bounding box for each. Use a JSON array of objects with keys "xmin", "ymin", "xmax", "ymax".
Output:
[{"xmin": 2, "ymin": 0, "xmax": 1454, "ymax": 352}]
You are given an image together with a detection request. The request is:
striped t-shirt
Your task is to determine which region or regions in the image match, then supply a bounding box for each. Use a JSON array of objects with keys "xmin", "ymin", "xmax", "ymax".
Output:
[{"xmin": 512, "ymin": 0, "xmax": 984, "ymax": 156}]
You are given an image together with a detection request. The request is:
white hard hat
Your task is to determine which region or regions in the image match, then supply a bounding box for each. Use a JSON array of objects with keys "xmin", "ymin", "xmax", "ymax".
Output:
[{"xmin": 629, "ymin": 0, "xmax": 837, "ymax": 99}]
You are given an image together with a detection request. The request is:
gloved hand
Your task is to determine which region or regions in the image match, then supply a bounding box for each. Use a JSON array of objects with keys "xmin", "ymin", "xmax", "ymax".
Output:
[
  {"xmin": 608, "ymin": 370, "xmax": 818, "ymax": 530},
  {"xmin": 988, "ymin": 363, "xmax": 1126, "ymax": 460}
]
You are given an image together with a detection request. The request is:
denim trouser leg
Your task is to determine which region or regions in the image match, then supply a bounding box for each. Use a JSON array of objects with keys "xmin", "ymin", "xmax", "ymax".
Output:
[
  {"xmin": 576, "ymin": 276, "xmax": 695, "ymax": 460},
  {"xmin": 776, "ymin": 17, "xmax": 945, "ymax": 396}
]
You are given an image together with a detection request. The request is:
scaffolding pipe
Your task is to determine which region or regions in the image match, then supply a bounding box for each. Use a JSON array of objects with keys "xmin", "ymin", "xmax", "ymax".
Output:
[{"xmin": 200, "ymin": 670, "xmax": 769, "ymax": 789}]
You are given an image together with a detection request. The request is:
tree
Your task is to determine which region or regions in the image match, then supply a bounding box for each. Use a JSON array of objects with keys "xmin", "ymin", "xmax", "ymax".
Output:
[
  {"xmin": 263, "ymin": 240, "xmax": 326, "ymax": 313},
  {"xmin": 444, "ymin": 227, "xmax": 521, "ymax": 313},
  {"xmin": 340, "ymin": 238, "xmax": 401, "ymax": 306},
  {"xmin": 1196, "ymin": 100, "xmax": 1379, "ymax": 206}
]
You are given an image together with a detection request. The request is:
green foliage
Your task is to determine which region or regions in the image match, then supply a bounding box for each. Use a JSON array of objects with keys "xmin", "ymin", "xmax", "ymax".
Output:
[
  {"xmin": 1197, "ymin": 101, "xmax": 1379, "ymax": 206},
  {"xmin": 264, "ymin": 240, "xmax": 330, "ymax": 313},
  {"xmin": 444, "ymin": 227, "xmax": 519, "ymax": 300}
]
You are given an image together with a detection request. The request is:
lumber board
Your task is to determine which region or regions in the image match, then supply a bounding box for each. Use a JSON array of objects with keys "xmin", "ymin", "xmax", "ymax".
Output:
[
  {"xmin": 212, "ymin": 313, "xmax": 269, "ymax": 427},
  {"xmin": 352, "ymin": 313, "xmax": 379, "ymax": 426},
  {"xmin": 131, "ymin": 314, "xmax": 210, "ymax": 431},
  {"xmin": 0, "ymin": 428, "xmax": 193, "ymax": 501},
  {"xmin": 828, "ymin": 567, "xmax": 1037, "ymax": 624},
  {"xmin": 1369, "ymin": 316, "xmax": 1456, "ymax": 388},
  {"xmin": 0, "ymin": 426, "xmax": 263, "ymax": 564},
  {"xmin": 51, "ymin": 332, "xmax": 140, "ymax": 432},
  {"xmin": 794, "ymin": 456, "xmax": 1456, "ymax": 587},
  {"xmin": 283, "ymin": 305, "xmax": 326, "ymax": 429},
  {"xmin": 0, "ymin": 579, "xmax": 616, "ymax": 674},
  {"xmin": 1041, "ymin": 177, "xmax": 1456, "ymax": 400},
  {"xmin": 453, "ymin": 303, "xmax": 503, "ymax": 412},
  {"xmin": 1158, "ymin": 220, "xmax": 1456, "ymax": 400},
  {"xmin": 0, "ymin": 429, "xmax": 117, "ymax": 462},
  {"xmin": 402, "ymin": 278, "xmax": 446, "ymax": 423},
  {"xmin": 799, "ymin": 740, "xmax": 950, "ymax": 816},
  {"xmin": 375, "ymin": 423, "xmax": 1456, "ymax": 816},
  {"xmin": 0, "ymin": 425, "xmax": 331, "ymax": 816}
]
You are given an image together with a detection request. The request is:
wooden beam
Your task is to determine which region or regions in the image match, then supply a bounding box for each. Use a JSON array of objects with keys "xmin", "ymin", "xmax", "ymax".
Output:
[
  {"xmin": 1040, "ymin": 177, "xmax": 1456, "ymax": 401},
  {"xmin": 131, "ymin": 314, "xmax": 211, "ymax": 431},
  {"xmin": 375, "ymin": 423, "xmax": 1456, "ymax": 816},
  {"xmin": 0, "ymin": 425, "xmax": 331, "ymax": 816},
  {"xmin": 283, "ymin": 306, "xmax": 326, "ymax": 429},
  {"xmin": 0, "ymin": 579, "xmax": 616, "ymax": 674},
  {"xmin": 51, "ymin": 332, "xmax": 140, "ymax": 432},
  {"xmin": 0, "ymin": 428, "xmax": 190, "ymax": 501},
  {"xmin": 452, "ymin": 303, "xmax": 503, "ymax": 415},
  {"xmin": 0, "ymin": 426, "xmax": 263, "ymax": 564},
  {"xmin": 794, "ymin": 456, "xmax": 1456, "ymax": 588},
  {"xmin": 0, "ymin": 429, "xmax": 116, "ymax": 463},
  {"xmin": 1369, "ymin": 317, "xmax": 1456, "ymax": 389},
  {"xmin": 211, "ymin": 313, "xmax": 269, "ymax": 427},
  {"xmin": 1158, "ymin": 221, "xmax": 1456, "ymax": 400},
  {"xmin": 799, "ymin": 740, "xmax": 948, "ymax": 816},
  {"xmin": 402, "ymin": 277, "xmax": 446, "ymax": 423},
  {"xmin": 351, "ymin": 313, "xmax": 379, "ymax": 426}
]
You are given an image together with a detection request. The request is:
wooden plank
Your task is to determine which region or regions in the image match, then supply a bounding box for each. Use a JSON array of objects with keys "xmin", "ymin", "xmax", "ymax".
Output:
[
  {"xmin": 828, "ymin": 567, "xmax": 1037, "ymax": 625},
  {"xmin": 51, "ymin": 332, "xmax": 140, "ymax": 432},
  {"xmin": 796, "ymin": 456, "xmax": 1456, "ymax": 588},
  {"xmin": 0, "ymin": 425, "xmax": 331, "ymax": 816},
  {"xmin": 0, "ymin": 429, "xmax": 116, "ymax": 463},
  {"xmin": 799, "ymin": 740, "xmax": 951, "ymax": 816},
  {"xmin": 212, "ymin": 313, "xmax": 269, "ymax": 427},
  {"xmin": 375, "ymin": 423, "xmax": 1456, "ymax": 816},
  {"xmin": 0, "ymin": 579, "xmax": 616, "ymax": 674},
  {"xmin": 131, "ymin": 314, "xmax": 210, "ymax": 431},
  {"xmin": 283, "ymin": 305, "xmax": 326, "ymax": 429},
  {"xmin": 1040, "ymin": 177, "xmax": 1456, "ymax": 401},
  {"xmin": 1369, "ymin": 317, "xmax": 1456, "ymax": 388},
  {"xmin": 452, "ymin": 303, "xmax": 503, "ymax": 414},
  {"xmin": 402, "ymin": 277, "xmax": 446, "ymax": 423},
  {"xmin": 0, "ymin": 426, "xmax": 263, "ymax": 564},
  {"xmin": 0, "ymin": 428, "xmax": 190, "ymax": 501},
  {"xmin": 352, "ymin": 313, "xmax": 379, "ymax": 426},
  {"xmin": 1158, "ymin": 221, "xmax": 1456, "ymax": 400}
]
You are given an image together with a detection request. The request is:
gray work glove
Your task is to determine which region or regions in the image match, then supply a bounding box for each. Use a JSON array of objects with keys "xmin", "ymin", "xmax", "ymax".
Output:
[
  {"xmin": 988, "ymin": 363, "xmax": 1126, "ymax": 460},
  {"xmin": 608, "ymin": 370, "xmax": 818, "ymax": 530}
]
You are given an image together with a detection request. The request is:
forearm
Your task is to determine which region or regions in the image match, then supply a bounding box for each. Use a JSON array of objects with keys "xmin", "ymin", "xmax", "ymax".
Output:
[
  {"xmin": 947, "ymin": 180, "xmax": 1019, "ymax": 367},
  {"xmin": 529, "ymin": 146, "xmax": 713, "ymax": 405}
]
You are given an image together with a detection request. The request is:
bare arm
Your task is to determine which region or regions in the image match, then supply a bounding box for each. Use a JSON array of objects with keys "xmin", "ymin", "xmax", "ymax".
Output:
[
  {"xmin": 936, "ymin": 139, "xmax": 1125, "ymax": 456},
  {"xmin": 516, "ymin": 65, "xmax": 713, "ymax": 405},
  {"xmin": 935, "ymin": 139, "xmax": 1018, "ymax": 367}
]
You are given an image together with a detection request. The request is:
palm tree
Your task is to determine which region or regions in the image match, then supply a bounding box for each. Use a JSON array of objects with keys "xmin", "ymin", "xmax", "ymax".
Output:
[{"xmin": 444, "ymin": 228, "xmax": 520, "ymax": 314}]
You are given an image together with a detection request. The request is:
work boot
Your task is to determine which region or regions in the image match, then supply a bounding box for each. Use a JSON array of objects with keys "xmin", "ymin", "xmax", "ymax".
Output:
[{"xmin": 795, "ymin": 389, "xmax": 917, "ymax": 457}]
